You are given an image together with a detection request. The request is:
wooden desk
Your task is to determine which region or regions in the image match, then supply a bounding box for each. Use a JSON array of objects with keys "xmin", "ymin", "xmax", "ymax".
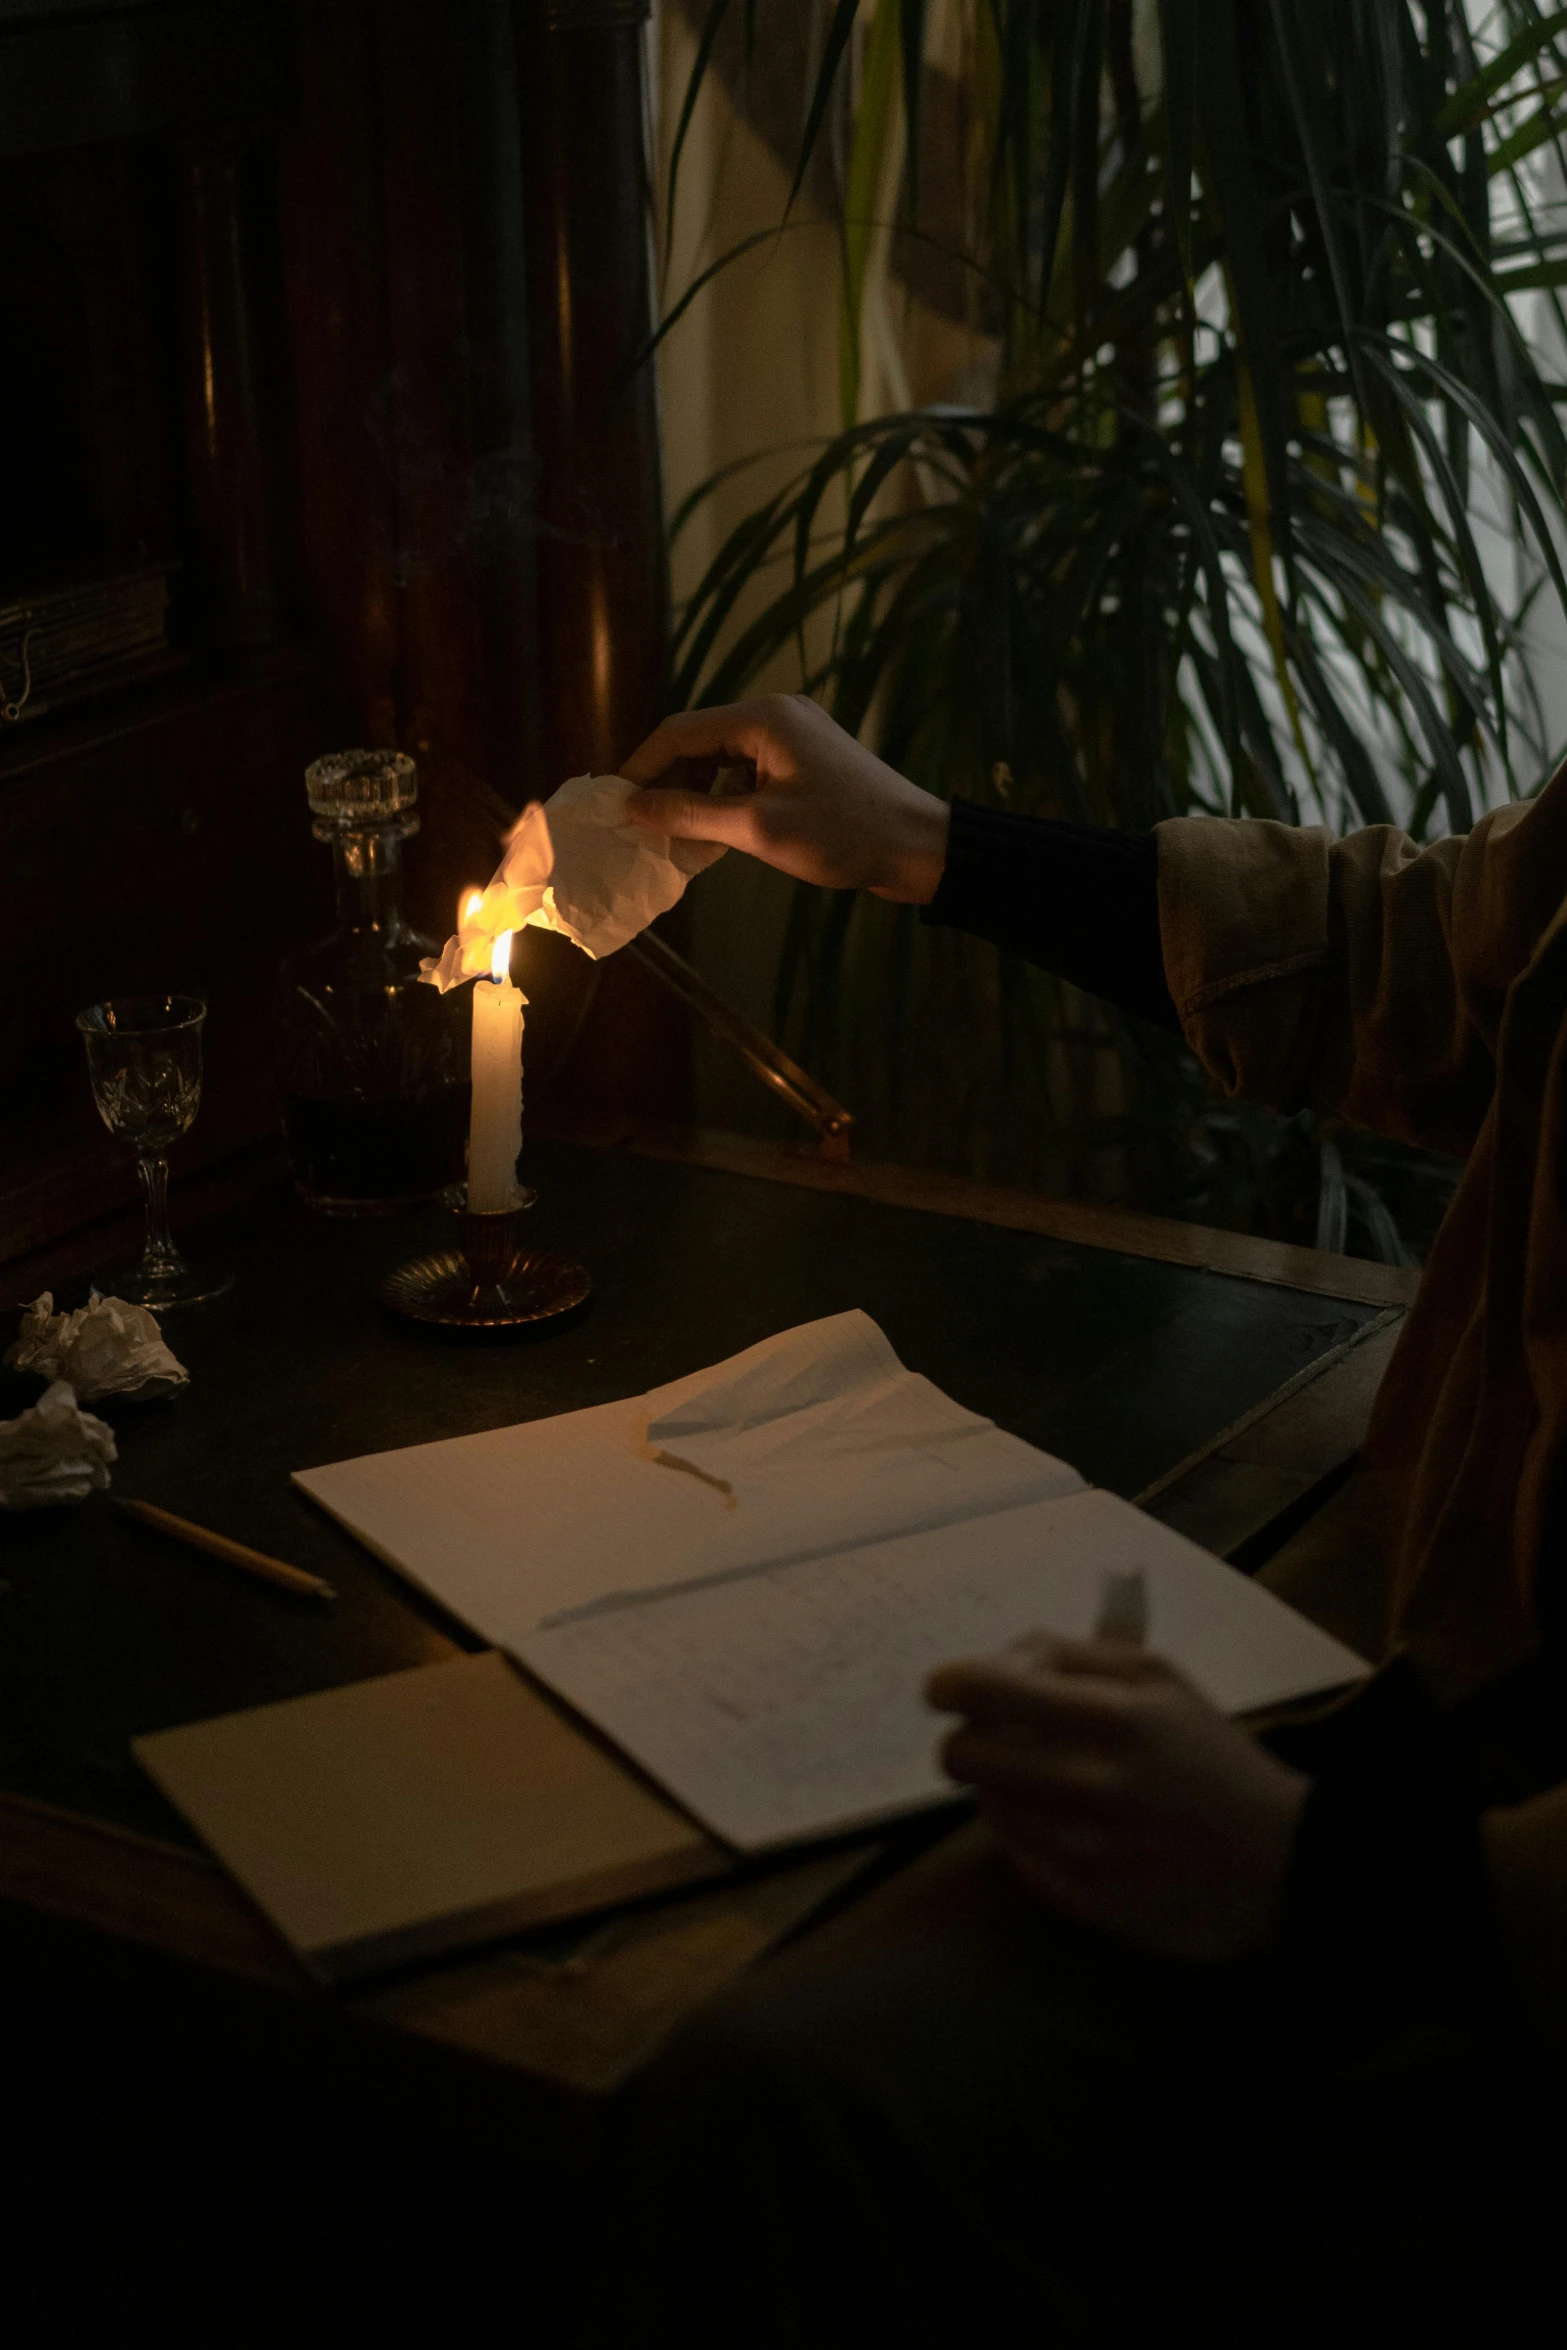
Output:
[{"xmin": 0, "ymin": 1133, "xmax": 1410, "ymax": 2165}]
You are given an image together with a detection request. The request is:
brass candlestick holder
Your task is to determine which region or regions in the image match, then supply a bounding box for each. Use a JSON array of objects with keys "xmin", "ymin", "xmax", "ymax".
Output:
[{"xmin": 382, "ymin": 1183, "xmax": 591, "ymax": 1331}]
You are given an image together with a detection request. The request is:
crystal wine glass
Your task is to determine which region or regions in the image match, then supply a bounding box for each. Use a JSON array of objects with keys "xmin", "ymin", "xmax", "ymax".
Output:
[{"xmin": 75, "ymin": 995, "xmax": 233, "ymax": 1309}]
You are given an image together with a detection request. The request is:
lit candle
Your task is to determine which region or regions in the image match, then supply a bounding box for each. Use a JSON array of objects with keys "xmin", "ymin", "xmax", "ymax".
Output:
[{"xmin": 466, "ymin": 928, "xmax": 524, "ymax": 1211}]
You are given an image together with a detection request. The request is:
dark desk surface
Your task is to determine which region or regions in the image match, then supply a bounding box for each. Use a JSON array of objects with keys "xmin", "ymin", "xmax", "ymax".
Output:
[{"xmin": 1, "ymin": 1136, "xmax": 1381, "ymax": 1848}]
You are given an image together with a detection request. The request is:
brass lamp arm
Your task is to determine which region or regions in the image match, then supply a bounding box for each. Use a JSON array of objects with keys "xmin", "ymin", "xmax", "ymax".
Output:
[{"xmin": 627, "ymin": 929, "xmax": 853, "ymax": 1160}]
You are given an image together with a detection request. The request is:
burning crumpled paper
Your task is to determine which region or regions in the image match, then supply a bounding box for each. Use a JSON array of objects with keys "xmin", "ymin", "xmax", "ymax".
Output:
[
  {"xmin": 6, "ymin": 1292, "xmax": 189, "ymax": 1402},
  {"xmin": 418, "ymin": 773, "xmax": 726, "ymax": 992},
  {"xmin": 0, "ymin": 1380, "xmax": 117, "ymax": 1509}
]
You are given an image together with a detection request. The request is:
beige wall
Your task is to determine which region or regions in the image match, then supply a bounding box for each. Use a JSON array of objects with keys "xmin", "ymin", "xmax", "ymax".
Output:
[
  {"xmin": 651, "ymin": 4, "xmax": 993, "ymax": 1136},
  {"xmin": 653, "ymin": 5, "xmax": 841, "ymax": 1132}
]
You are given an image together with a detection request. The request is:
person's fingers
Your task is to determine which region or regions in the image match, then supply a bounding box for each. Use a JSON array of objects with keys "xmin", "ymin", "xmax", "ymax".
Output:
[
  {"xmin": 640, "ymin": 752, "xmax": 726, "ymax": 797},
  {"xmin": 941, "ymin": 1725, "xmax": 1123, "ymax": 1806},
  {"xmin": 622, "ymin": 787, "xmax": 763, "ymax": 848},
  {"xmin": 978, "ymin": 1792, "xmax": 1110, "ymax": 1870},
  {"xmin": 619, "ymin": 710, "xmax": 746, "ymax": 784},
  {"xmin": 1013, "ymin": 1633, "xmax": 1169, "ymax": 1683},
  {"xmin": 620, "ymin": 701, "xmax": 788, "ymax": 786},
  {"xmin": 925, "ymin": 1657, "xmax": 1137, "ymax": 1739},
  {"xmin": 926, "ymin": 1658, "xmax": 1036, "ymax": 1717}
]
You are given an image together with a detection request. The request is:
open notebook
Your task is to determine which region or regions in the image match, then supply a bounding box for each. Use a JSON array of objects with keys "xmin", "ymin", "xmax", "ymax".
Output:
[{"xmin": 294, "ymin": 1312, "xmax": 1367, "ymax": 1854}]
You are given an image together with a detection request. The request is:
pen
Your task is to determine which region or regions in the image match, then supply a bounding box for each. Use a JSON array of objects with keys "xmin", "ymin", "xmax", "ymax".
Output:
[
  {"xmin": 1001, "ymin": 1566, "xmax": 1149, "ymax": 1675},
  {"xmin": 115, "ymin": 1498, "xmax": 338, "ymax": 1604}
]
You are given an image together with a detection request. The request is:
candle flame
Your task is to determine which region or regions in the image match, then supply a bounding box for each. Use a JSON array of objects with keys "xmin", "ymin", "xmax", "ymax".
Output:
[
  {"xmin": 460, "ymin": 888, "xmax": 484, "ymax": 929},
  {"xmin": 490, "ymin": 929, "xmax": 514, "ymax": 985}
]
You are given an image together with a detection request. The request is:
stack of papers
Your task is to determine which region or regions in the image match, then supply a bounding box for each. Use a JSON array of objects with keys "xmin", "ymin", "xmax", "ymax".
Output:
[{"xmin": 294, "ymin": 1312, "xmax": 1366, "ymax": 1853}]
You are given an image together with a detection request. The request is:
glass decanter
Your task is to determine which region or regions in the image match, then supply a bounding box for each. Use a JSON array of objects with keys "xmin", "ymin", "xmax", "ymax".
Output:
[{"xmin": 274, "ymin": 749, "xmax": 469, "ymax": 1214}]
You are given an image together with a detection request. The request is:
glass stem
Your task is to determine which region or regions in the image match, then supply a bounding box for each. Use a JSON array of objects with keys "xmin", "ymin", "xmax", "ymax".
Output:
[{"xmin": 138, "ymin": 1154, "xmax": 185, "ymax": 1275}]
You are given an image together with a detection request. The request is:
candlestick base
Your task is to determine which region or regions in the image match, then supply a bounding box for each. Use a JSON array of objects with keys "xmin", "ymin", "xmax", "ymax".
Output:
[{"xmin": 381, "ymin": 1184, "xmax": 591, "ymax": 1331}]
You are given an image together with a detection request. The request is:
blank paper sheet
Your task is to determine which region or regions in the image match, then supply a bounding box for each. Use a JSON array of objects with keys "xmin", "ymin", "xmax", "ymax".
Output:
[{"xmin": 292, "ymin": 1312, "xmax": 1082, "ymax": 1642}]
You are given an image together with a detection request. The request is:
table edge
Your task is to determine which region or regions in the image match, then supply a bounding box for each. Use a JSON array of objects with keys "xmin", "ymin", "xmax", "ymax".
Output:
[{"xmin": 625, "ymin": 1127, "xmax": 1422, "ymax": 1310}]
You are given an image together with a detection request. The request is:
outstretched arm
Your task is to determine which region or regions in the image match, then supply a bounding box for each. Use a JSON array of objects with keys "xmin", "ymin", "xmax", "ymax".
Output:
[
  {"xmin": 622, "ymin": 694, "xmax": 952, "ymax": 902},
  {"xmin": 624, "ymin": 695, "xmax": 1178, "ymax": 1029},
  {"xmin": 629, "ymin": 696, "xmax": 1567, "ymax": 1148}
]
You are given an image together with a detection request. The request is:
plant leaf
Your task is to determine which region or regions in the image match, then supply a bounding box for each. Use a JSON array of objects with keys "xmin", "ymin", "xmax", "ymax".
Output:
[
  {"xmin": 1434, "ymin": 8, "xmax": 1567, "ymax": 140},
  {"xmin": 900, "ymin": 0, "xmax": 925, "ymax": 212},
  {"xmin": 1157, "ymin": 0, "xmax": 1198, "ymax": 285},
  {"xmin": 787, "ymin": 0, "xmax": 862, "ymax": 220},
  {"xmin": 1235, "ymin": 351, "xmax": 1315, "ymax": 783},
  {"xmin": 1195, "ymin": 4, "xmax": 1291, "ymax": 548},
  {"xmin": 840, "ymin": 0, "xmax": 903, "ymax": 428},
  {"xmin": 666, "ymin": 0, "xmax": 732, "ymax": 253}
]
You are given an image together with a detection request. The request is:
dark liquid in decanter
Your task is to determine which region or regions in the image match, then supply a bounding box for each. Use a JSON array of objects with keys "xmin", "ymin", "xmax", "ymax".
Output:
[
  {"xmin": 282, "ymin": 1087, "xmax": 470, "ymax": 1213},
  {"xmin": 274, "ymin": 749, "xmax": 472, "ymax": 1215}
]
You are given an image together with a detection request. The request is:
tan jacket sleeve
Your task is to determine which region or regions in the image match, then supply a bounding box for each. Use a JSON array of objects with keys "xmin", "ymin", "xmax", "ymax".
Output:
[{"xmin": 1155, "ymin": 775, "xmax": 1567, "ymax": 1152}]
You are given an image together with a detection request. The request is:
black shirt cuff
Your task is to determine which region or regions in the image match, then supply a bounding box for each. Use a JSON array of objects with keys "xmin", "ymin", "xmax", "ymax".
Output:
[{"xmin": 921, "ymin": 801, "xmax": 1179, "ymax": 1032}]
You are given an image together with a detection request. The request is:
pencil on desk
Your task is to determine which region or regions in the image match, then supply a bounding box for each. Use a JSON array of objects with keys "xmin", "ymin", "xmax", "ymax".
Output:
[{"xmin": 115, "ymin": 1498, "xmax": 338, "ymax": 1604}]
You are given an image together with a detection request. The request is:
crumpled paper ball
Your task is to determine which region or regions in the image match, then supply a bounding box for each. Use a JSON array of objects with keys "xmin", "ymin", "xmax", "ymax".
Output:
[
  {"xmin": 6, "ymin": 1292, "xmax": 189, "ymax": 1403},
  {"xmin": 418, "ymin": 773, "xmax": 726, "ymax": 992},
  {"xmin": 0, "ymin": 1380, "xmax": 116, "ymax": 1509}
]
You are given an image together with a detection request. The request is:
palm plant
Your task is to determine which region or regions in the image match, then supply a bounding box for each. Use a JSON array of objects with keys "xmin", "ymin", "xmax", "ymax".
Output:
[{"xmin": 661, "ymin": 1, "xmax": 1567, "ymax": 1256}]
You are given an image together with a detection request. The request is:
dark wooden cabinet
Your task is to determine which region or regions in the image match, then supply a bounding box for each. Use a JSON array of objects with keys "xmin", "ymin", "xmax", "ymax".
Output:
[{"xmin": 0, "ymin": 0, "xmax": 683, "ymax": 1261}]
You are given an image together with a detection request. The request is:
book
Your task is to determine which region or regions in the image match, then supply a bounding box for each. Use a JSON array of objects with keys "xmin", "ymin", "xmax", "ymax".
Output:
[
  {"xmin": 295, "ymin": 1313, "xmax": 1367, "ymax": 1856},
  {"xmin": 132, "ymin": 1650, "xmax": 724, "ymax": 1985}
]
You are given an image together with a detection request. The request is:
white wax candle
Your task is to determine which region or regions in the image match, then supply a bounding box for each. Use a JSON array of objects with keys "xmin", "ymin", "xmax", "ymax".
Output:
[{"xmin": 467, "ymin": 930, "xmax": 524, "ymax": 1211}]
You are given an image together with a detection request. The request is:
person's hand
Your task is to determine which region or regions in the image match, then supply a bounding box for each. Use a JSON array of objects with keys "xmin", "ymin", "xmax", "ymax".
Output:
[
  {"xmin": 620, "ymin": 695, "xmax": 952, "ymax": 903},
  {"xmin": 926, "ymin": 1637, "xmax": 1310, "ymax": 1963}
]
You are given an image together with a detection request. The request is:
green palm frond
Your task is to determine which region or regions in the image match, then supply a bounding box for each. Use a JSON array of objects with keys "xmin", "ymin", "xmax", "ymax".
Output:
[
  {"xmin": 661, "ymin": 1, "xmax": 1567, "ymax": 1245},
  {"xmin": 668, "ymin": 1, "xmax": 1567, "ymax": 822}
]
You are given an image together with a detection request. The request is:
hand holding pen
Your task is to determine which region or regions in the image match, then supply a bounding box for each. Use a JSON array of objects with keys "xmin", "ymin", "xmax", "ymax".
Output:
[{"xmin": 924, "ymin": 1565, "xmax": 1310, "ymax": 1963}]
